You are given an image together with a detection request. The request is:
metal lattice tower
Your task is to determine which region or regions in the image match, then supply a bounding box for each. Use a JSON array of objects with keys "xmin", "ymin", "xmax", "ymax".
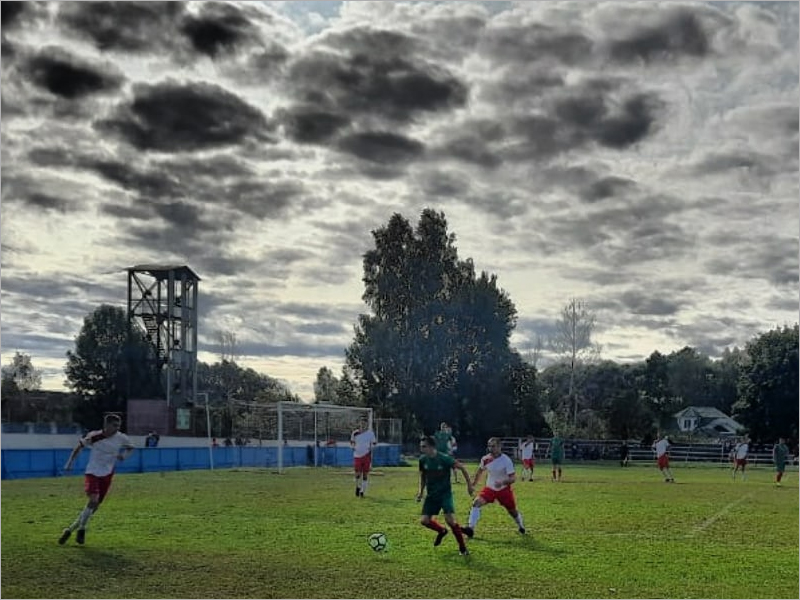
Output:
[{"xmin": 127, "ymin": 264, "xmax": 200, "ymax": 407}]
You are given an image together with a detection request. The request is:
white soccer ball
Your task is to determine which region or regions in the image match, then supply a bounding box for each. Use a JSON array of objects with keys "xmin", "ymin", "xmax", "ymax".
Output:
[{"xmin": 368, "ymin": 532, "xmax": 388, "ymax": 552}]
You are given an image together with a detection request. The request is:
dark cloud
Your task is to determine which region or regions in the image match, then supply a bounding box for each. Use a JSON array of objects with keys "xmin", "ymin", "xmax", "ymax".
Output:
[
  {"xmin": 620, "ymin": 291, "xmax": 683, "ymax": 316},
  {"xmin": 480, "ymin": 66, "xmax": 565, "ymax": 107},
  {"xmin": 287, "ymin": 33, "xmax": 468, "ymax": 123},
  {"xmin": 180, "ymin": 1, "xmax": 261, "ymax": 59},
  {"xmin": 501, "ymin": 90, "xmax": 664, "ymax": 162},
  {"xmin": 1, "ymin": 1, "xmax": 25, "ymax": 29},
  {"xmin": 25, "ymin": 193, "xmax": 72, "ymax": 213},
  {"xmin": 277, "ymin": 107, "xmax": 351, "ymax": 144},
  {"xmin": 417, "ymin": 170, "xmax": 472, "ymax": 199},
  {"xmin": 705, "ymin": 236, "xmax": 798, "ymax": 287},
  {"xmin": 608, "ymin": 9, "xmax": 710, "ymax": 63},
  {"xmin": 58, "ymin": 1, "xmax": 186, "ymax": 53},
  {"xmin": 84, "ymin": 158, "xmax": 181, "ymax": 198},
  {"xmin": 294, "ymin": 322, "xmax": 349, "ymax": 336},
  {"xmin": 480, "ymin": 23, "xmax": 594, "ymax": 66},
  {"xmin": 25, "ymin": 47, "xmax": 125, "ymax": 99},
  {"xmin": 338, "ymin": 131, "xmax": 424, "ymax": 164},
  {"xmin": 691, "ymin": 150, "xmax": 778, "ymax": 178},
  {"xmin": 203, "ymin": 340, "xmax": 346, "ymax": 359},
  {"xmin": 580, "ymin": 176, "xmax": 637, "ymax": 203},
  {"xmin": 593, "ymin": 93, "xmax": 663, "ymax": 149},
  {"xmin": 95, "ymin": 80, "xmax": 273, "ymax": 152},
  {"xmin": 435, "ymin": 120, "xmax": 505, "ymax": 168},
  {"xmin": 150, "ymin": 200, "xmax": 217, "ymax": 232}
]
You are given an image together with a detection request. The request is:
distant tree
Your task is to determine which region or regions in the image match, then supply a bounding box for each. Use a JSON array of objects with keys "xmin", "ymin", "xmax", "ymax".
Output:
[
  {"xmin": 549, "ymin": 298, "xmax": 600, "ymax": 426},
  {"xmin": 335, "ymin": 365, "xmax": 363, "ymax": 406},
  {"xmin": 215, "ymin": 329, "xmax": 239, "ymax": 363},
  {"xmin": 524, "ymin": 333, "xmax": 546, "ymax": 370},
  {"xmin": 65, "ymin": 304, "xmax": 160, "ymax": 426},
  {"xmin": 734, "ymin": 325, "xmax": 799, "ymax": 443},
  {"xmin": 313, "ymin": 366, "xmax": 340, "ymax": 404},
  {"xmin": 1, "ymin": 351, "xmax": 42, "ymax": 392},
  {"xmin": 665, "ymin": 346, "xmax": 715, "ymax": 409},
  {"xmin": 639, "ymin": 350, "xmax": 673, "ymax": 418},
  {"xmin": 711, "ymin": 347, "xmax": 744, "ymax": 414}
]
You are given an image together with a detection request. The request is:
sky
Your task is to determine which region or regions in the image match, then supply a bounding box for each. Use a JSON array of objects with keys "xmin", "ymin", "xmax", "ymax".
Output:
[{"xmin": 1, "ymin": 1, "xmax": 798, "ymax": 401}]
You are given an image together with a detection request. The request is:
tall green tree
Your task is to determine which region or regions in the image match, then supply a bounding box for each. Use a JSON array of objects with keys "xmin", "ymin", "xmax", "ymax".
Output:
[
  {"xmin": 65, "ymin": 304, "xmax": 160, "ymax": 426},
  {"xmin": 734, "ymin": 324, "xmax": 799, "ymax": 442},
  {"xmin": 346, "ymin": 209, "xmax": 520, "ymax": 441}
]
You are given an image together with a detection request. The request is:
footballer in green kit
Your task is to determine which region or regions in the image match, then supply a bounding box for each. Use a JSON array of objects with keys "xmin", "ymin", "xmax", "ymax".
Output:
[{"xmin": 416, "ymin": 435, "xmax": 473, "ymax": 555}]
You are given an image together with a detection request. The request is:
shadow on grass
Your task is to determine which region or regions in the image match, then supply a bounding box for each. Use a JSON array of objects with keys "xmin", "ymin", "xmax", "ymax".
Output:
[
  {"xmin": 470, "ymin": 534, "xmax": 569, "ymax": 556},
  {"xmin": 70, "ymin": 547, "xmax": 137, "ymax": 571}
]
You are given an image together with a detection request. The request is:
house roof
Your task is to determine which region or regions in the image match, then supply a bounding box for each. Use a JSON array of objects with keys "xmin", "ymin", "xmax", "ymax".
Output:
[
  {"xmin": 674, "ymin": 406, "xmax": 744, "ymax": 433},
  {"xmin": 674, "ymin": 406, "xmax": 730, "ymax": 420}
]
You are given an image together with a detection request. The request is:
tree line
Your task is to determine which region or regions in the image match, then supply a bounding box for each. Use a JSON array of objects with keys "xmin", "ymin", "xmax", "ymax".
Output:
[{"xmin": 2, "ymin": 209, "xmax": 796, "ymax": 445}]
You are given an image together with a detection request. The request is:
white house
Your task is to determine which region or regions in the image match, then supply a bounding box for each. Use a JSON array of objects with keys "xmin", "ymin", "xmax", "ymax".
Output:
[{"xmin": 673, "ymin": 406, "xmax": 743, "ymax": 436}]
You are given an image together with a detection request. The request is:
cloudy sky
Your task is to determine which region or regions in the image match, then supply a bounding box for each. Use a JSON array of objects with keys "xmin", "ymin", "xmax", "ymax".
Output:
[{"xmin": 1, "ymin": 1, "xmax": 797, "ymax": 400}]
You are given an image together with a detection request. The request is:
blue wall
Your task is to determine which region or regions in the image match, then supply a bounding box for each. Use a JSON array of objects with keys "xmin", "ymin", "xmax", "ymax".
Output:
[{"xmin": 1, "ymin": 445, "xmax": 402, "ymax": 480}]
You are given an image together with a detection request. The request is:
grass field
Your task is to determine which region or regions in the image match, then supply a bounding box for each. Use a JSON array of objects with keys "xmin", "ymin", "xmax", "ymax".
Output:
[{"xmin": 2, "ymin": 462, "xmax": 797, "ymax": 599}]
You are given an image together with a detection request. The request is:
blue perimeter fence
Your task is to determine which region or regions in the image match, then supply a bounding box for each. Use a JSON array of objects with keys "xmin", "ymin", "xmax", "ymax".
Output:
[{"xmin": 1, "ymin": 445, "xmax": 402, "ymax": 480}]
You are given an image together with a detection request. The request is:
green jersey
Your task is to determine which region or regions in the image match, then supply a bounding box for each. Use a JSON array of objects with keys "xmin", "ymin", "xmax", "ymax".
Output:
[
  {"xmin": 434, "ymin": 430, "xmax": 452, "ymax": 454},
  {"xmin": 550, "ymin": 436, "xmax": 564, "ymax": 460},
  {"xmin": 774, "ymin": 443, "xmax": 789, "ymax": 466},
  {"xmin": 419, "ymin": 452, "xmax": 455, "ymax": 498}
]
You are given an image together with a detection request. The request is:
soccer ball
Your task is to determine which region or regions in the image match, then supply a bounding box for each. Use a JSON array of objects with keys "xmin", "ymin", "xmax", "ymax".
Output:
[{"xmin": 368, "ymin": 532, "xmax": 387, "ymax": 552}]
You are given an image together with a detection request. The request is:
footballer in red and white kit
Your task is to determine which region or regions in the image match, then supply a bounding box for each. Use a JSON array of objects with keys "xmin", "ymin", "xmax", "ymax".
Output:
[
  {"xmin": 461, "ymin": 437, "xmax": 526, "ymax": 538},
  {"xmin": 519, "ymin": 435, "xmax": 535, "ymax": 481},
  {"xmin": 652, "ymin": 435, "xmax": 675, "ymax": 483},
  {"xmin": 58, "ymin": 414, "xmax": 135, "ymax": 546},
  {"xmin": 732, "ymin": 437, "xmax": 750, "ymax": 481},
  {"xmin": 350, "ymin": 418, "xmax": 377, "ymax": 497}
]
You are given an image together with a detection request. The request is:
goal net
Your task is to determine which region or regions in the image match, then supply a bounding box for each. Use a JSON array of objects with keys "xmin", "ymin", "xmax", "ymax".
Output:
[{"xmin": 230, "ymin": 401, "xmax": 374, "ymax": 472}]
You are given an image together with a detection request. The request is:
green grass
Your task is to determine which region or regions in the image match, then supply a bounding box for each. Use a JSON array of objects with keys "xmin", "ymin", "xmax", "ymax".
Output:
[{"xmin": 2, "ymin": 463, "xmax": 797, "ymax": 598}]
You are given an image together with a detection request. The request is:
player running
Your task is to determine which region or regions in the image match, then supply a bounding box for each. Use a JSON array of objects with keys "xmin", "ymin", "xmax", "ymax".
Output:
[
  {"xmin": 58, "ymin": 414, "xmax": 135, "ymax": 545},
  {"xmin": 462, "ymin": 437, "xmax": 526, "ymax": 538},
  {"xmin": 652, "ymin": 434, "xmax": 675, "ymax": 483},
  {"xmin": 417, "ymin": 435, "xmax": 473, "ymax": 556}
]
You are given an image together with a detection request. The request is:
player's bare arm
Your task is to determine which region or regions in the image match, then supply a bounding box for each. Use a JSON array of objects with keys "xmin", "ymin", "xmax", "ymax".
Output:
[
  {"xmin": 117, "ymin": 443, "xmax": 135, "ymax": 462},
  {"xmin": 416, "ymin": 471, "xmax": 425, "ymax": 502},
  {"xmin": 64, "ymin": 441, "xmax": 84, "ymax": 471},
  {"xmin": 454, "ymin": 460, "xmax": 473, "ymax": 495},
  {"xmin": 470, "ymin": 465, "xmax": 485, "ymax": 489}
]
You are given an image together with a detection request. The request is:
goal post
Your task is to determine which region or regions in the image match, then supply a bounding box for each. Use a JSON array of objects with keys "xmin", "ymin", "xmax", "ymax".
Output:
[
  {"xmin": 277, "ymin": 402, "xmax": 373, "ymax": 473},
  {"xmin": 229, "ymin": 401, "xmax": 376, "ymax": 473}
]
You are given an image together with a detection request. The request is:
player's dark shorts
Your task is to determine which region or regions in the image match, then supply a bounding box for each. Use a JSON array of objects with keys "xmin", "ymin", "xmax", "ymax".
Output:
[
  {"xmin": 422, "ymin": 492, "xmax": 455, "ymax": 516},
  {"xmin": 84, "ymin": 473, "xmax": 114, "ymax": 503},
  {"xmin": 551, "ymin": 456, "xmax": 563, "ymax": 465}
]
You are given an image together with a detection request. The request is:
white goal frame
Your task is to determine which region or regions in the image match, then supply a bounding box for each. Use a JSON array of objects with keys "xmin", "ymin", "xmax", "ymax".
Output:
[{"xmin": 277, "ymin": 401, "xmax": 373, "ymax": 473}]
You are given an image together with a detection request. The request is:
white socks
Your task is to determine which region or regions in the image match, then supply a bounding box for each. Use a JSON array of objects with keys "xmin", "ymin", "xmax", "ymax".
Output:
[
  {"xmin": 469, "ymin": 507, "xmax": 481, "ymax": 529},
  {"xmin": 71, "ymin": 507, "xmax": 94, "ymax": 531}
]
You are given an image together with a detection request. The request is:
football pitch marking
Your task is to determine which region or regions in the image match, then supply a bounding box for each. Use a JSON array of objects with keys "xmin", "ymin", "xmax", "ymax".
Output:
[{"xmin": 691, "ymin": 491, "xmax": 756, "ymax": 537}]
